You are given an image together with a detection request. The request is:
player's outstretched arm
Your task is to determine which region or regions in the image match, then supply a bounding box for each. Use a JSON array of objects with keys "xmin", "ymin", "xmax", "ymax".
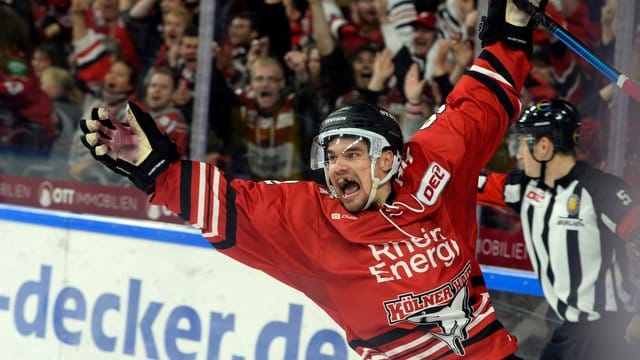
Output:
[{"xmin": 79, "ymin": 101, "xmax": 180, "ymax": 194}]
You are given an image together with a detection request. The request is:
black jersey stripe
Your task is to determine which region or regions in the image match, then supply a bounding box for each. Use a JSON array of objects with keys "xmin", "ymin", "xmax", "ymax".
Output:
[
  {"xmin": 211, "ymin": 173, "xmax": 238, "ymax": 250},
  {"xmin": 348, "ymin": 325, "xmax": 435, "ymax": 350},
  {"xmin": 542, "ymin": 195, "xmax": 556, "ymax": 287},
  {"xmin": 565, "ymin": 228, "xmax": 582, "ymax": 309},
  {"xmin": 464, "ymin": 70, "xmax": 515, "ymax": 121},
  {"xmin": 564, "ymin": 184, "xmax": 589, "ymax": 319},
  {"xmin": 478, "ymin": 51, "xmax": 515, "ymax": 88},
  {"xmin": 526, "ymin": 205, "xmax": 543, "ymax": 287},
  {"xmin": 179, "ymin": 160, "xmax": 192, "ymax": 220}
]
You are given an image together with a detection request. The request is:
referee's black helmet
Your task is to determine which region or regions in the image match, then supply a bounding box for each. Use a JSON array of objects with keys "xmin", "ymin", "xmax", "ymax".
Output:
[{"xmin": 516, "ymin": 99, "xmax": 582, "ymax": 152}]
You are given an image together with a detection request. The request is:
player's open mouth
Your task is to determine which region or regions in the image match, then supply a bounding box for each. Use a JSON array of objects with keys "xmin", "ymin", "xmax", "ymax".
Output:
[{"xmin": 338, "ymin": 178, "xmax": 360, "ymax": 198}]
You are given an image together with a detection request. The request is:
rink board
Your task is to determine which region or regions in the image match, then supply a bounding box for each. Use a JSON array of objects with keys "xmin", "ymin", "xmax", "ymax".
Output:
[{"xmin": 0, "ymin": 204, "xmax": 541, "ymax": 359}]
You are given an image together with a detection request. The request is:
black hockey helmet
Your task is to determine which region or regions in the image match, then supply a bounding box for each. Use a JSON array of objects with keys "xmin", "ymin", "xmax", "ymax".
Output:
[
  {"xmin": 516, "ymin": 99, "xmax": 581, "ymax": 152},
  {"xmin": 310, "ymin": 102, "xmax": 403, "ymax": 205},
  {"xmin": 311, "ymin": 102, "xmax": 403, "ymax": 169}
]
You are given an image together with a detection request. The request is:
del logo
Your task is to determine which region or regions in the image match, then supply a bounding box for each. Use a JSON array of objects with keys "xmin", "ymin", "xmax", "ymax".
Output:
[
  {"xmin": 416, "ymin": 162, "xmax": 450, "ymax": 206},
  {"xmin": 382, "ymin": 262, "xmax": 473, "ymax": 355},
  {"xmin": 525, "ymin": 189, "xmax": 545, "ymax": 204}
]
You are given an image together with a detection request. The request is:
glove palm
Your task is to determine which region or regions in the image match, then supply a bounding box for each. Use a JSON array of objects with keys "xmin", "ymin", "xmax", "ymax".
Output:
[{"xmin": 80, "ymin": 101, "xmax": 179, "ymax": 194}]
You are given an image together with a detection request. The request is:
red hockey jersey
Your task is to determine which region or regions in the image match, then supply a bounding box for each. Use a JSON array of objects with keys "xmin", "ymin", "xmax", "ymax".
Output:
[{"xmin": 151, "ymin": 42, "xmax": 528, "ymax": 359}]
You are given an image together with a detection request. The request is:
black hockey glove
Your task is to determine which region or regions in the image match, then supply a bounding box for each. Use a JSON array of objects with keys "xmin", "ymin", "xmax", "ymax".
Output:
[
  {"xmin": 478, "ymin": 0, "xmax": 548, "ymax": 53},
  {"xmin": 79, "ymin": 101, "xmax": 179, "ymax": 194}
]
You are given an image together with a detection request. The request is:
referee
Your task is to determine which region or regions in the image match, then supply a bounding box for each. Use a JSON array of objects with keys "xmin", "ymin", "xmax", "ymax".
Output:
[{"xmin": 477, "ymin": 99, "xmax": 640, "ymax": 359}]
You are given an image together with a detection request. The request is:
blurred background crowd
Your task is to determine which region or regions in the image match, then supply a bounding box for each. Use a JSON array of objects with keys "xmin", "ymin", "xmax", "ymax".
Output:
[{"xmin": 0, "ymin": 0, "xmax": 638, "ymax": 190}]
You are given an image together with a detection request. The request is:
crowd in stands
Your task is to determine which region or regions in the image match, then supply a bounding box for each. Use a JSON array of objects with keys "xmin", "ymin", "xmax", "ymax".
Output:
[{"xmin": 0, "ymin": 0, "xmax": 638, "ymax": 193}]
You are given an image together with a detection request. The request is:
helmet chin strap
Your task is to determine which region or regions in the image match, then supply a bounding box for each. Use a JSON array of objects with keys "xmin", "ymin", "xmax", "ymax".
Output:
[
  {"xmin": 364, "ymin": 153, "xmax": 401, "ymax": 209},
  {"xmin": 529, "ymin": 144, "xmax": 556, "ymax": 185}
]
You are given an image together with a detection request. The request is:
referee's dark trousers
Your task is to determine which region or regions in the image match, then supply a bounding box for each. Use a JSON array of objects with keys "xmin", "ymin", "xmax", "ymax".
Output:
[{"xmin": 540, "ymin": 311, "xmax": 640, "ymax": 360}]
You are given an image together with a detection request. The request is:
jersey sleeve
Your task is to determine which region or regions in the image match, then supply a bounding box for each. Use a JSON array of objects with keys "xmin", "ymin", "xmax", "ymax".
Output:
[
  {"xmin": 410, "ymin": 42, "xmax": 530, "ymax": 184},
  {"xmin": 150, "ymin": 160, "xmax": 321, "ymax": 282},
  {"xmin": 477, "ymin": 170, "xmax": 527, "ymax": 213},
  {"xmin": 588, "ymin": 172, "xmax": 640, "ymax": 243}
]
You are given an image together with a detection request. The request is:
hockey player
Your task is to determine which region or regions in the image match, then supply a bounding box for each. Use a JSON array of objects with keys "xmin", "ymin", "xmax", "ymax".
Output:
[
  {"xmin": 477, "ymin": 99, "xmax": 640, "ymax": 359},
  {"xmin": 79, "ymin": 1, "xmax": 546, "ymax": 358}
]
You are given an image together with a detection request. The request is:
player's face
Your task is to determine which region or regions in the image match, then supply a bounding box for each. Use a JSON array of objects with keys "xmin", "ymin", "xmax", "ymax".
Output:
[{"xmin": 326, "ymin": 136, "xmax": 374, "ymax": 213}]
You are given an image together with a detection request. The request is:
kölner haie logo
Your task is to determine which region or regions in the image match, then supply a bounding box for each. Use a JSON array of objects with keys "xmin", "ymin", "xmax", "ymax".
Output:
[{"xmin": 38, "ymin": 182, "xmax": 53, "ymax": 207}]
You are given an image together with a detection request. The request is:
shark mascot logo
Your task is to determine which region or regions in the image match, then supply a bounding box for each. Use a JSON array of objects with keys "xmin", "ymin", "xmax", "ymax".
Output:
[{"xmin": 383, "ymin": 263, "xmax": 474, "ymax": 355}]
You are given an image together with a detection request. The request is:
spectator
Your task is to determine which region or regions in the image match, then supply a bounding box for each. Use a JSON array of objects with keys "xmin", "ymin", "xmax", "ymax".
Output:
[
  {"xmin": 30, "ymin": 0, "xmax": 73, "ymax": 52},
  {"xmin": 143, "ymin": 66, "xmax": 188, "ymax": 157},
  {"xmin": 125, "ymin": 0, "xmax": 187, "ymax": 71},
  {"xmin": 218, "ymin": 0, "xmax": 291, "ymax": 92},
  {"xmin": 283, "ymin": 0, "xmax": 311, "ymax": 49},
  {"xmin": 73, "ymin": 0, "xmax": 141, "ymax": 70},
  {"xmin": 334, "ymin": 44, "xmax": 405, "ymax": 117},
  {"xmin": 478, "ymin": 99, "xmax": 640, "ymax": 359},
  {"xmin": 209, "ymin": 56, "xmax": 315, "ymax": 181},
  {"xmin": 39, "ymin": 66, "xmax": 83, "ymax": 136},
  {"xmin": 0, "ymin": 5, "xmax": 58, "ymax": 154},
  {"xmin": 430, "ymin": 37, "xmax": 473, "ymax": 104},
  {"xmin": 67, "ymin": 59, "xmax": 138, "ymax": 184},
  {"xmin": 150, "ymin": 6, "xmax": 192, "ymax": 72},
  {"xmin": 32, "ymin": 41, "xmax": 69, "ymax": 78},
  {"xmin": 70, "ymin": 0, "xmax": 128, "ymax": 98},
  {"xmin": 38, "ymin": 66, "xmax": 84, "ymax": 179},
  {"xmin": 308, "ymin": 0, "xmax": 354, "ymax": 108},
  {"xmin": 324, "ymin": 0, "xmax": 385, "ymax": 56},
  {"xmin": 170, "ymin": 25, "xmax": 199, "ymax": 124},
  {"xmin": 310, "ymin": 0, "xmax": 403, "ymax": 115},
  {"xmin": 379, "ymin": 8, "xmax": 439, "ymax": 104},
  {"xmin": 425, "ymin": 0, "xmax": 478, "ymax": 81}
]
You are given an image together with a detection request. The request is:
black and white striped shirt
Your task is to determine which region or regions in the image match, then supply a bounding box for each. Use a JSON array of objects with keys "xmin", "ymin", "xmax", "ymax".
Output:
[{"xmin": 479, "ymin": 162, "xmax": 640, "ymax": 322}]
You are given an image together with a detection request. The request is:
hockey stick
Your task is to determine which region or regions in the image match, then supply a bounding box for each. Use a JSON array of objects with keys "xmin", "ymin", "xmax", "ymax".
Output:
[{"xmin": 513, "ymin": 0, "xmax": 640, "ymax": 103}]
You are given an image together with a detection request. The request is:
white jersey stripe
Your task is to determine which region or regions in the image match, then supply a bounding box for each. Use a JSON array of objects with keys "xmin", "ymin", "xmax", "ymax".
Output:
[
  {"xmin": 468, "ymin": 65, "xmax": 514, "ymax": 89},
  {"xmin": 194, "ymin": 162, "xmax": 206, "ymax": 229}
]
